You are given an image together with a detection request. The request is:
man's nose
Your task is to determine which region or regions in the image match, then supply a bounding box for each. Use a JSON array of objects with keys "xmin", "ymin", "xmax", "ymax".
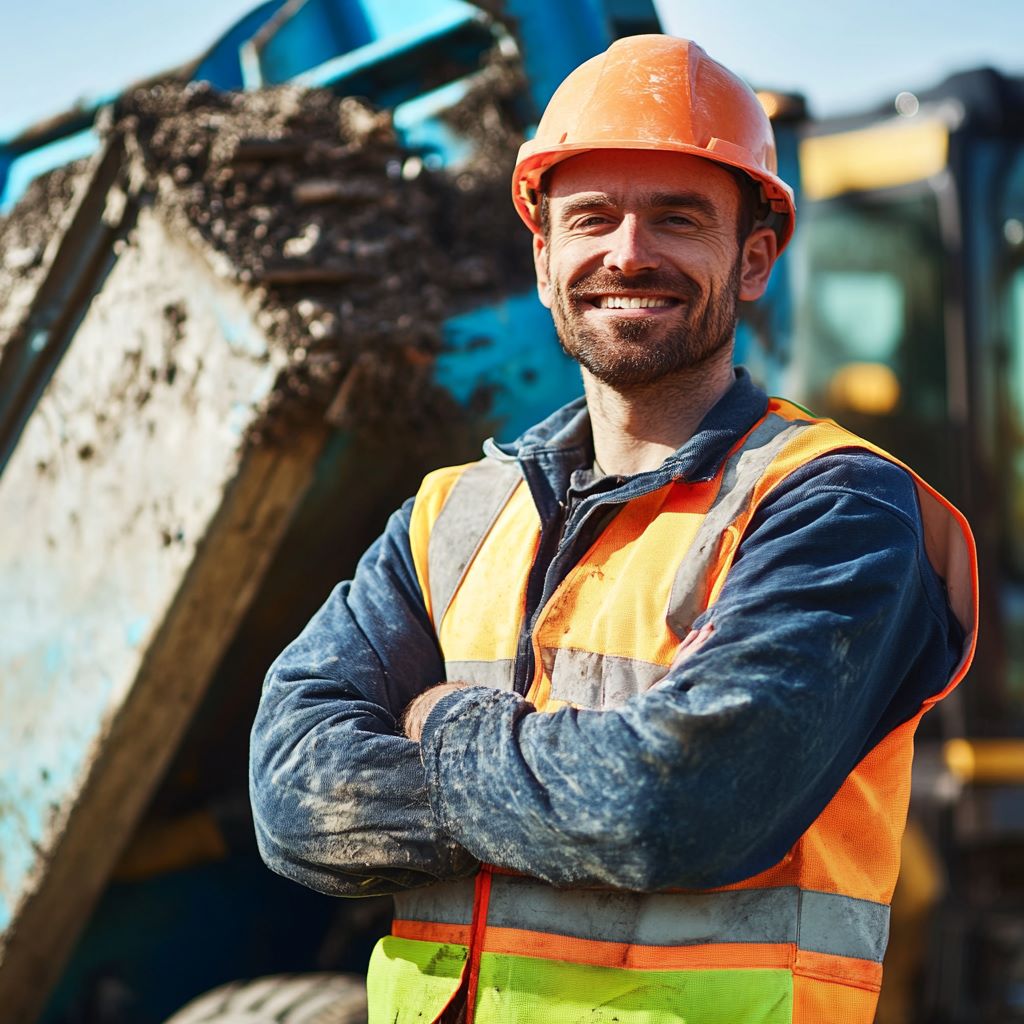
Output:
[{"xmin": 603, "ymin": 217, "xmax": 660, "ymax": 275}]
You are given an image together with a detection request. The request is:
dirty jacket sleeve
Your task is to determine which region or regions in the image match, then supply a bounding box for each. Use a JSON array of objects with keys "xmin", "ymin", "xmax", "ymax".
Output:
[
  {"xmin": 418, "ymin": 454, "xmax": 965, "ymax": 891},
  {"xmin": 249, "ymin": 498, "xmax": 478, "ymax": 896}
]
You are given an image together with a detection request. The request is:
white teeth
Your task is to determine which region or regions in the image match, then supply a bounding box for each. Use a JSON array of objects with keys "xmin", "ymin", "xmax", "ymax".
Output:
[{"xmin": 596, "ymin": 296, "xmax": 674, "ymax": 309}]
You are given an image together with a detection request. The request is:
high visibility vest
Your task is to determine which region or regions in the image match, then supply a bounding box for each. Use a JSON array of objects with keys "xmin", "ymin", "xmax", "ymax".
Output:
[{"xmin": 367, "ymin": 399, "xmax": 978, "ymax": 1024}]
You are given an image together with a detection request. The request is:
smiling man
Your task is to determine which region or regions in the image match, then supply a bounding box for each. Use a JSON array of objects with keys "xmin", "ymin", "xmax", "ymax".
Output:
[
  {"xmin": 250, "ymin": 36, "xmax": 977, "ymax": 1024},
  {"xmin": 539, "ymin": 152, "xmax": 755, "ymax": 394}
]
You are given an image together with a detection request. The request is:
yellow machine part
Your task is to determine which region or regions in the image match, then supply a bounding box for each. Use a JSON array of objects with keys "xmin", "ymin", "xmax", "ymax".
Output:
[
  {"xmin": 799, "ymin": 118, "xmax": 949, "ymax": 201},
  {"xmin": 944, "ymin": 738, "xmax": 1024, "ymax": 784}
]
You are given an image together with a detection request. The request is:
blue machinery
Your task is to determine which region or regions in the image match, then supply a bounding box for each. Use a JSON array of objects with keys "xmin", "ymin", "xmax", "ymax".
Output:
[
  {"xmin": 0, "ymin": 0, "xmax": 673, "ymax": 450},
  {"xmin": 0, "ymin": 0, "xmax": 656, "ymax": 212}
]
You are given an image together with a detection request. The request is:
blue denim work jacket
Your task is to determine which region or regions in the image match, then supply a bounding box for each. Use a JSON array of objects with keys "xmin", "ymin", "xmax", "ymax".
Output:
[{"xmin": 249, "ymin": 369, "xmax": 963, "ymax": 895}]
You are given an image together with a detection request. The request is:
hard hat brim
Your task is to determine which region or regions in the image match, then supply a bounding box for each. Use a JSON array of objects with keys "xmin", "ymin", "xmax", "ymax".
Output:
[{"xmin": 512, "ymin": 139, "xmax": 796, "ymax": 253}]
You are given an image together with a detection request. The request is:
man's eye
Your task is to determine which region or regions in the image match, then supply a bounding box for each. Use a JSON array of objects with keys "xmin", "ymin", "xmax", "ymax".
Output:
[
  {"xmin": 576, "ymin": 215, "xmax": 612, "ymax": 228},
  {"xmin": 663, "ymin": 214, "xmax": 696, "ymax": 227}
]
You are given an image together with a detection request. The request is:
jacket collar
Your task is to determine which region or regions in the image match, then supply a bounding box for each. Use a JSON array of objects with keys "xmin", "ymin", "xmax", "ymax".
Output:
[{"xmin": 485, "ymin": 366, "xmax": 769, "ymax": 486}]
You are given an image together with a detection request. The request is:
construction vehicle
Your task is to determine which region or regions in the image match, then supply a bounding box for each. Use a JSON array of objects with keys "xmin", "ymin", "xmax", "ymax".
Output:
[
  {"xmin": 792, "ymin": 68, "xmax": 1024, "ymax": 1023},
  {"xmin": 2, "ymin": 1, "xmax": 1021, "ymax": 1020}
]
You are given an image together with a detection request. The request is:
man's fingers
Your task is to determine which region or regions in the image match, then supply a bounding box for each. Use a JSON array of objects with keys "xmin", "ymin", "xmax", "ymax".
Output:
[{"xmin": 671, "ymin": 622, "xmax": 715, "ymax": 668}]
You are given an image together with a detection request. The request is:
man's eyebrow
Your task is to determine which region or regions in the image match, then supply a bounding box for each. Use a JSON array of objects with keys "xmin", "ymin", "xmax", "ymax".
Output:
[
  {"xmin": 556, "ymin": 191, "xmax": 720, "ymax": 221},
  {"xmin": 648, "ymin": 192, "xmax": 719, "ymax": 219},
  {"xmin": 556, "ymin": 194, "xmax": 616, "ymax": 220}
]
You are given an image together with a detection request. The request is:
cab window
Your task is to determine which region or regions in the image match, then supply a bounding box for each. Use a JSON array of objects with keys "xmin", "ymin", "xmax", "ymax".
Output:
[{"xmin": 790, "ymin": 190, "xmax": 953, "ymax": 494}]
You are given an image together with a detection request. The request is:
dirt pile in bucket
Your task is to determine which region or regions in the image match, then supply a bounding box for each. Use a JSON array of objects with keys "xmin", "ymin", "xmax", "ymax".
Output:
[
  {"xmin": 0, "ymin": 159, "xmax": 91, "ymax": 344},
  {"xmin": 0, "ymin": 43, "xmax": 535, "ymax": 446}
]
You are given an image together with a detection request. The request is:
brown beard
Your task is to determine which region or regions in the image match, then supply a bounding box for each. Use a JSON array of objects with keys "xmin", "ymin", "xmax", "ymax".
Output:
[{"xmin": 548, "ymin": 257, "xmax": 741, "ymax": 388}]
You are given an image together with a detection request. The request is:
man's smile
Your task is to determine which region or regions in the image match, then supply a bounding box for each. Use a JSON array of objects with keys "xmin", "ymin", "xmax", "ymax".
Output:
[
  {"xmin": 575, "ymin": 290, "xmax": 688, "ymax": 318},
  {"xmin": 590, "ymin": 294, "xmax": 680, "ymax": 309}
]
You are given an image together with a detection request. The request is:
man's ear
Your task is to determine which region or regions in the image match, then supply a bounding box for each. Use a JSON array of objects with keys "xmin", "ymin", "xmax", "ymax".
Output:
[
  {"xmin": 738, "ymin": 227, "xmax": 778, "ymax": 302},
  {"xmin": 533, "ymin": 233, "xmax": 553, "ymax": 309}
]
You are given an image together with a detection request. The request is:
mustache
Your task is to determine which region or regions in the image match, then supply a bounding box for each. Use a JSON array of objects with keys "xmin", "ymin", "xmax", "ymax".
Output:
[{"xmin": 567, "ymin": 269, "xmax": 700, "ymax": 301}]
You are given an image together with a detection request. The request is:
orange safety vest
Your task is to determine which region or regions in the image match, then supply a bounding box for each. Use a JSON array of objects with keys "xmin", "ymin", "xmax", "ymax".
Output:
[{"xmin": 367, "ymin": 399, "xmax": 978, "ymax": 1024}]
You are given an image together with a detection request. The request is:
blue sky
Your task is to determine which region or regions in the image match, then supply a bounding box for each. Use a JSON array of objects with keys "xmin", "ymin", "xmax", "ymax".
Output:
[
  {"xmin": 1, "ymin": 0, "xmax": 1022, "ymax": 136},
  {"xmin": 655, "ymin": 0, "xmax": 1024, "ymax": 118},
  {"xmin": 0, "ymin": 0, "xmax": 257, "ymax": 136}
]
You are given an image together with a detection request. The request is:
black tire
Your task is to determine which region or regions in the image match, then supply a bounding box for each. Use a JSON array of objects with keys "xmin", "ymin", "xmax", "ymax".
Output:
[{"xmin": 161, "ymin": 973, "xmax": 367, "ymax": 1024}]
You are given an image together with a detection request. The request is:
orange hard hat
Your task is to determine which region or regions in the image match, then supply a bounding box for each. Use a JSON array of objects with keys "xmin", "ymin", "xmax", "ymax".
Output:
[{"xmin": 512, "ymin": 35, "xmax": 796, "ymax": 253}]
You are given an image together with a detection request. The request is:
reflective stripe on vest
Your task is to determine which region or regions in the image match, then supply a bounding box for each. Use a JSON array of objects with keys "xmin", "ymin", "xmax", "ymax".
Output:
[
  {"xmin": 666, "ymin": 411, "xmax": 811, "ymax": 636},
  {"xmin": 380, "ymin": 399, "xmax": 980, "ymax": 1024},
  {"xmin": 395, "ymin": 874, "xmax": 890, "ymax": 963},
  {"xmin": 428, "ymin": 457, "xmax": 522, "ymax": 629}
]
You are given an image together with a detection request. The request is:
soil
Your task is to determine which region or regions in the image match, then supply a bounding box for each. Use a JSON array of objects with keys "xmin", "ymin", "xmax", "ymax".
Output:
[
  {"xmin": 0, "ymin": 159, "xmax": 91, "ymax": 347},
  {"xmin": 0, "ymin": 34, "xmax": 536, "ymax": 449}
]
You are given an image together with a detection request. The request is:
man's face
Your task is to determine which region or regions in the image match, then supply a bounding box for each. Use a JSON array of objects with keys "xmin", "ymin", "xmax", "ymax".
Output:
[{"xmin": 533, "ymin": 150, "xmax": 768, "ymax": 389}]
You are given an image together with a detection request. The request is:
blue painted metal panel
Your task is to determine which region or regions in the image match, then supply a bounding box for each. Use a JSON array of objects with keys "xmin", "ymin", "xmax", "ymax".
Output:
[
  {"xmin": 0, "ymin": 152, "xmax": 11, "ymax": 211},
  {"xmin": 501, "ymin": 0, "xmax": 659, "ymax": 120},
  {"xmin": 288, "ymin": 2, "xmax": 490, "ymax": 108},
  {"xmin": 251, "ymin": 0, "xmax": 372, "ymax": 85},
  {"xmin": 1, "ymin": 108, "xmax": 106, "ymax": 211},
  {"xmin": 735, "ymin": 116, "xmax": 802, "ymax": 393},
  {"xmin": 438, "ymin": 290, "xmax": 582, "ymax": 441},
  {"xmin": 192, "ymin": 0, "xmax": 292, "ymax": 89},
  {"xmin": 0, "ymin": 1, "xmax": 288, "ymax": 207},
  {"xmin": 359, "ymin": 0, "xmax": 477, "ymax": 39},
  {"xmin": 0, "ymin": 127, "xmax": 99, "ymax": 214}
]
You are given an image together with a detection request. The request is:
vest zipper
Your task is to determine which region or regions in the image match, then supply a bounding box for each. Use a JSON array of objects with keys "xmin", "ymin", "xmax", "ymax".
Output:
[
  {"xmin": 429, "ymin": 867, "xmax": 493, "ymax": 1024},
  {"xmin": 463, "ymin": 866, "xmax": 493, "ymax": 1023},
  {"xmin": 511, "ymin": 495, "xmax": 567, "ymax": 695}
]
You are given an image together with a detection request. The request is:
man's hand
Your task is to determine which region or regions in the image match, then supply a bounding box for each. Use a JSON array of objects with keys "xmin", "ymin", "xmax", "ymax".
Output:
[
  {"xmin": 403, "ymin": 682, "xmax": 475, "ymax": 742},
  {"xmin": 669, "ymin": 622, "xmax": 714, "ymax": 670}
]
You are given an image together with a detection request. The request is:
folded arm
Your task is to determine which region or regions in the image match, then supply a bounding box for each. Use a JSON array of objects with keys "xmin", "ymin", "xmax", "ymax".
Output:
[
  {"xmin": 418, "ymin": 454, "xmax": 963, "ymax": 891},
  {"xmin": 249, "ymin": 499, "xmax": 478, "ymax": 896}
]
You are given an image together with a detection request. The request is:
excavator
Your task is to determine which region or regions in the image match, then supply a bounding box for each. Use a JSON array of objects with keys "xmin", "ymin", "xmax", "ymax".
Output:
[{"xmin": 792, "ymin": 68, "xmax": 1024, "ymax": 1023}]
